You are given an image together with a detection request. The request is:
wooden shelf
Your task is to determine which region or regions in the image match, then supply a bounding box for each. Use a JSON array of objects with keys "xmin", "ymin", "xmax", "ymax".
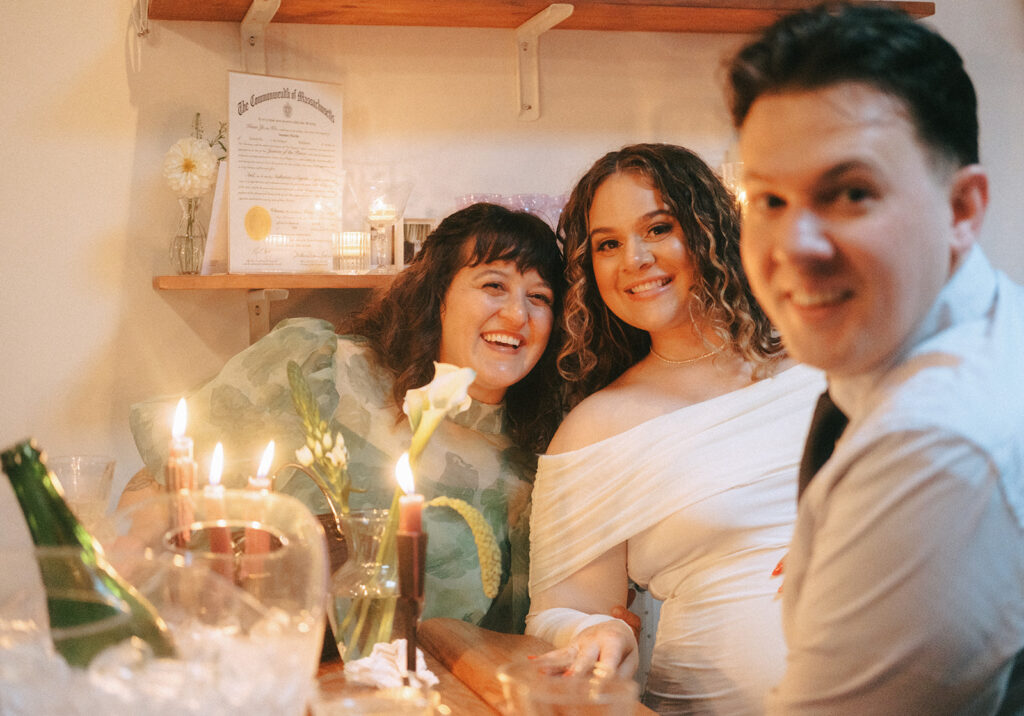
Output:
[
  {"xmin": 147, "ymin": 1, "xmax": 934, "ymax": 34},
  {"xmin": 154, "ymin": 274, "xmax": 394, "ymax": 343},
  {"xmin": 153, "ymin": 273, "xmax": 394, "ymax": 291}
]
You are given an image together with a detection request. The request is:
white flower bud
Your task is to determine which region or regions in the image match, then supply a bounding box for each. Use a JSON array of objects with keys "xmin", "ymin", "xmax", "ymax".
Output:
[{"xmin": 296, "ymin": 445, "xmax": 314, "ymax": 467}]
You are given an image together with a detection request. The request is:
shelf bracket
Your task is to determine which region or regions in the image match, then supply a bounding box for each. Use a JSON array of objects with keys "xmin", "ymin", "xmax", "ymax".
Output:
[
  {"xmin": 131, "ymin": 0, "xmax": 150, "ymax": 38},
  {"xmin": 247, "ymin": 288, "xmax": 289, "ymax": 343},
  {"xmin": 515, "ymin": 3, "xmax": 574, "ymax": 121},
  {"xmin": 240, "ymin": 0, "xmax": 281, "ymax": 75}
]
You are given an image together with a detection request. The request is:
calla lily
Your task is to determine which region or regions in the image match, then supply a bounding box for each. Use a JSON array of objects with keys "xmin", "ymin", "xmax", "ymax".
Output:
[{"xmin": 403, "ymin": 363, "xmax": 475, "ymax": 467}]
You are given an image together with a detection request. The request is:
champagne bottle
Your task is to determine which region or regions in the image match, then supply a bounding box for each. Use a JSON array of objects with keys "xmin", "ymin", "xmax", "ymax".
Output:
[{"xmin": 1, "ymin": 439, "xmax": 176, "ymax": 667}]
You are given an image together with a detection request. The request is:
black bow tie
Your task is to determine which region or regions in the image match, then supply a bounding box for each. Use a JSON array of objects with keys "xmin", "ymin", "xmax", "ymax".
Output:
[{"xmin": 798, "ymin": 391, "xmax": 849, "ymax": 500}]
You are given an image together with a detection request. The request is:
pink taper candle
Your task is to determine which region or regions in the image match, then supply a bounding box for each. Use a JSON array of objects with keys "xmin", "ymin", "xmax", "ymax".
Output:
[
  {"xmin": 396, "ymin": 452, "xmax": 424, "ymax": 534},
  {"xmin": 395, "ymin": 451, "xmax": 427, "ymax": 678},
  {"xmin": 244, "ymin": 440, "xmax": 275, "ymax": 561},
  {"xmin": 166, "ymin": 398, "xmax": 197, "ymax": 491},
  {"xmin": 166, "ymin": 398, "xmax": 197, "ymax": 546},
  {"xmin": 205, "ymin": 442, "xmax": 234, "ymax": 572}
]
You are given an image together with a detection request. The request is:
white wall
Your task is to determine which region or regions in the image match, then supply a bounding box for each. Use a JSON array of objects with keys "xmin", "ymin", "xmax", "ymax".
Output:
[{"xmin": 1, "ymin": 1, "xmax": 1022, "ymax": 509}]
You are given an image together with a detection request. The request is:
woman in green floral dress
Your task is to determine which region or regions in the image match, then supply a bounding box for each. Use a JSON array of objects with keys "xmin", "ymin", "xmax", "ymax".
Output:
[{"xmin": 126, "ymin": 203, "xmax": 565, "ymax": 633}]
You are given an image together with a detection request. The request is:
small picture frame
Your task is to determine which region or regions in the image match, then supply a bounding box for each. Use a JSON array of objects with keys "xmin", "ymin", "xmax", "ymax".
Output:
[{"xmin": 398, "ymin": 218, "xmax": 437, "ymax": 268}]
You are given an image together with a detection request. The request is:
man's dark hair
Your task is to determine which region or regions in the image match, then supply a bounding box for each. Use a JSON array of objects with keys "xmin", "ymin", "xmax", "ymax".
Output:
[{"xmin": 727, "ymin": 2, "xmax": 978, "ymax": 167}]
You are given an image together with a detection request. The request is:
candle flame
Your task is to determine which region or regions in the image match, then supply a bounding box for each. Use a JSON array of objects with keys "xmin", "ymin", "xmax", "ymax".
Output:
[
  {"xmin": 395, "ymin": 452, "xmax": 414, "ymax": 495},
  {"xmin": 209, "ymin": 442, "xmax": 224, "ymax": 487},
  {"xmin": 256, "ymin": 440, "xmax": 275, "ymax": 479},
  {"xmin": 172, "ymin": 398, "xmax": 188, "ymax": 439}
]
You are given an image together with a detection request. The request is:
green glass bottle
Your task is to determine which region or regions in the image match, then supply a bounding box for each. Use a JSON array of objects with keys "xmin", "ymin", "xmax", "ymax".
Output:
[{"xmin": 1, "ymin": 439, "xmax": 176, "ymax": 667}]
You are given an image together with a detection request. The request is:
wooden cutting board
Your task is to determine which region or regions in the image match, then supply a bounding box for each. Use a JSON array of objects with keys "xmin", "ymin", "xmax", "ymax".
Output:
[{"xmin": 418, "ymin": 617, "xmax": 657, "ymax": 715}]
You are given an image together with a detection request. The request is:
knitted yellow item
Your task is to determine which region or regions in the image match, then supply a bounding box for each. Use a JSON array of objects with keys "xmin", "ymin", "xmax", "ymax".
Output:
[{"xmin": 426, "ymin": 496, "xmax": 501, "ymax": 599}]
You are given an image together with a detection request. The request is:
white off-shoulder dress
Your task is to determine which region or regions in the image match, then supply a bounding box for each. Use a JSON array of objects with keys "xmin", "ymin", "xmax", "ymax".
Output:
[{"xmin": 530, "ymin": 364, "xmax": 823, "ymax": 715}]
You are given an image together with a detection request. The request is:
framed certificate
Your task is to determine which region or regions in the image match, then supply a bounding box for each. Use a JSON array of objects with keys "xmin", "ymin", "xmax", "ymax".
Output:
[{"xmin": 228, "ymin": 72, "xmax": 343, "ymax": 273}]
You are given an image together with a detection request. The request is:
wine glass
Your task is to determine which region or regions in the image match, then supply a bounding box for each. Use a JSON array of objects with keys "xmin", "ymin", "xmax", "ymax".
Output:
[{"xmin": 347, "ymin": 166, "xmax": 413, "ymax": 273}]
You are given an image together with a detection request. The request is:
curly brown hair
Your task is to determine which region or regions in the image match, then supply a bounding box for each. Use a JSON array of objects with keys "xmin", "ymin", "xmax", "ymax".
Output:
[
  {"xmin": 341, "ymin": 203, "xmax": 566, "ymax": 453},
  {"xmin": 557, "ymin": 143, "xmax": 783, "ymax": 409}
]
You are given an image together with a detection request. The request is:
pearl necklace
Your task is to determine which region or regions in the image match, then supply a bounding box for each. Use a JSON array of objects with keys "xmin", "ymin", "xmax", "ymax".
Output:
[{"xmin": 648, "ymin": 345, "xmax": 723, "ymax": 365}]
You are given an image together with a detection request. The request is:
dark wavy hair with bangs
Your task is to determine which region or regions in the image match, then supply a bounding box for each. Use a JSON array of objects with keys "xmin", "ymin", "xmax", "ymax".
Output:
[
  {"xmin": 557, "ymin": 143, "xmax": 783, "ymax": 409},
  {"xmin": 342, "ymin": 202, "xmax": 566, "ymax": 453}
]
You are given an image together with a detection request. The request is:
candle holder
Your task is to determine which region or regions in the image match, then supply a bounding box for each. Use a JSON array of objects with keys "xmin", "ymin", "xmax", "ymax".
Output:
[
  {"xmin": 333, "ymin": 230, "xmax": 370, "ymax": 273},
  {"xmin": 346, "ymin": 165, "xmax": 413, "ymax": 273},
  {"xmin": 397, "ymin": 530, "xmax": 427, "ymax": 678},
  {"xmin": 103, "ymin": 489, "xmax": 329, "ymax": 715}
]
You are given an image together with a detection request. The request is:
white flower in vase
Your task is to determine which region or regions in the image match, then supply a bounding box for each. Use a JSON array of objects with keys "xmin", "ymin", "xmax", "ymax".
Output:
[{"xmin": 163, "ymin": 137, "xmax": 218, "ymax": 199}]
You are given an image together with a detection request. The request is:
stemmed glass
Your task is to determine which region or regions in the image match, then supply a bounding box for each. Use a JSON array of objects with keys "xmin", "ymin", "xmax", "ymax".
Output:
[{"xmin": 347, "ymin": 166, "xmax": 413, "ymax": 273}]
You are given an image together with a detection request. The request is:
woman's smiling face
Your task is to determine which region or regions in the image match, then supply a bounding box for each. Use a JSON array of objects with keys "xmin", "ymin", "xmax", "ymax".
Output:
[
  {"xmin": 439, "ymin": 256, "xmax": 555, "ymax": 404},
  {"xmin": 588, "ymin": 171, "xmax": 698, "ymax": 335}
]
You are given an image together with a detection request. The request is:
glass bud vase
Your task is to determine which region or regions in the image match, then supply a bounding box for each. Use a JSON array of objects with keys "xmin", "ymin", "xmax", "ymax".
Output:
[
  {"xmin": 328, "ymin": 508, "xmax": 399, "ymax": 663},
  {"xmin": 170, "ymin": 196, "xmax": 207, "ymax": 275},
  {"xmin": 368, "ymin": 222, "xmax": 393, "ymax": 272}
]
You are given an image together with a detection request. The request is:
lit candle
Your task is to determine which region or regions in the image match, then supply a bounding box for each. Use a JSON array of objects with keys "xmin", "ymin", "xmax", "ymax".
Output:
[
  {"xmin": 342, "ymin": 231, "xmax": 365, "ymax": 257},
  {"xmin": 395, "ymin": 452, "xmax": 423, "ymax": 534},
  {"xmin": 166, "ymin": 398, "xmax": 197, "ymax": 492},
  {"xmin": 205, "ymin": 442, "xmax": 234, "ymax": 570},
  {"xmin": 395, "ymin": 451, "xmax": 427, "ymax": 679},
  {"xmin": 248, "ymin": 440, "xmax": 276, "ymax": 493},
  {"xmin": 368, "ymin": 197, "xmax": 397, "ymax": 224},
  {"xmin": 244, "ymin": 440, "xmax": 275, "ymax": 563},
  {"xmin": 166, "ymin": 398, "xmax": 197, "ymax": 547},
  {"xmin": 206, "ymin": 442, "xmax": 225, "ymax": 497}
]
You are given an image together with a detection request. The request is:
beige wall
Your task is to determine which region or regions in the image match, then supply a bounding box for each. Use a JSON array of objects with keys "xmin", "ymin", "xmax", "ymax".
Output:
[{"xmin": 1, "ymin": 1, "xmax": 1022, "ymax": 510}]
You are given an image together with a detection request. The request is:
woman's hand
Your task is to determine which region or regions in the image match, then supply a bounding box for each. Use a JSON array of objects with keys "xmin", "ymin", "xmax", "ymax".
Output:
[
  {"xmin": 538, "ymin": 618, "xmax": 638, "ymax": 680},
  {"xmin": 611, "ymin": 604, "xmax": 642, "ymax": 642}
]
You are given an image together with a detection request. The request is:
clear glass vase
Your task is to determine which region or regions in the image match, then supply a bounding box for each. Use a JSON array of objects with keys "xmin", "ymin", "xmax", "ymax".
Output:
[
  {"xmin": 170, "ymin": 197, "xmax": 206, "ymax": 275},
  {"xmin": 328, "ymin": 509, "xmax": 399, "ymax": 662}
]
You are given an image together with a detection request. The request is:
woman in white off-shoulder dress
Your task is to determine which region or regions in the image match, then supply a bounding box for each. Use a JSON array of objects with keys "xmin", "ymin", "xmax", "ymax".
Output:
[{"xmin": 527, "ymin": 144, "xmax": 823, "ymax": 714}]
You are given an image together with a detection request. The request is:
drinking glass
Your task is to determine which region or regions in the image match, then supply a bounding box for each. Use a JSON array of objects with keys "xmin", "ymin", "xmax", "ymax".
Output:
[
  {"xmin": 48, "ymin": 454, "xmax": 116, "ymax": 541},
  {"xmin": 497, "ymin": 658, "xmax": 639, "ymax": 715},
  {"xmin": 311, "ymin": 672, "xmax": 438, "ymax": 715},
  {"xmin": 334, "ymin": 230, "xmax": 370, "ymax": 273},
  {"xmin": 347, "ymin": 165, "xmax": 413, "ymax": 273}
]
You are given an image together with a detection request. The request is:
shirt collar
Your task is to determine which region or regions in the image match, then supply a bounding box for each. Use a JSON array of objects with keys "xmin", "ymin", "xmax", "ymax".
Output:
[{"xmin": 829, "ymin": 246, "xmax": 997, "ymax": 418}]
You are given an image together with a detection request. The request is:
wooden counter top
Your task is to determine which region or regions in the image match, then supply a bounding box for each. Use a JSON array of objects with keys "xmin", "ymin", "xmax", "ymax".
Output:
[
  {"xmin": 317, "ymin": 648, "xmax": 497, "ymax": 714},
  {"xmin": 418, "ymin": 617, "xmax": 657, "ymax": 714}
]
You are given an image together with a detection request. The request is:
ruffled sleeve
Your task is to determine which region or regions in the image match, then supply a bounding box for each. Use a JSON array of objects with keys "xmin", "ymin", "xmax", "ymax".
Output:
[{"xmin": 129, "ymin": 317, "xmax": 339, "ymax": 493}]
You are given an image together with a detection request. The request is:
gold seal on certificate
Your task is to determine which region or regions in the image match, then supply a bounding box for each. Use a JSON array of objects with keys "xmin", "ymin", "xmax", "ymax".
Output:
[{"xmin": 244, "ymin": 206, "xmax": 272, "ymax": 241}]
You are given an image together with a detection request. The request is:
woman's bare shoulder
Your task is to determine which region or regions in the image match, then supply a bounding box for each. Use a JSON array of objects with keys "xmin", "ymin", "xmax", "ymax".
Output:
[{"xmin": 546, "ymin": 381, "xmax": 644, "ymax": 455}]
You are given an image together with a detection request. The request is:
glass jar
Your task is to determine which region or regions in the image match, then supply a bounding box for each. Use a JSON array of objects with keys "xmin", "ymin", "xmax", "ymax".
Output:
[{"xmin": 328, "ymin": 509, "xmax": 399, "ymax": 662}]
